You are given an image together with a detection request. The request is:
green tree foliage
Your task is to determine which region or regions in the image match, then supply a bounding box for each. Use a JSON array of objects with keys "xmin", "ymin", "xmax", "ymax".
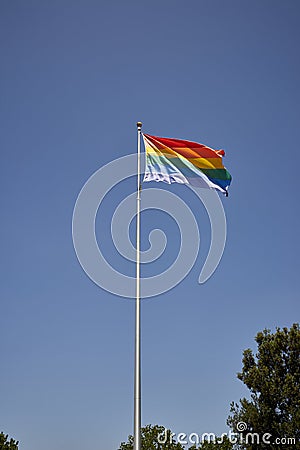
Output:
[
  {"xmin": 118, "ymin": 424, "xmax": 185, "ymax": 450},
  {"xmin": 188, "ymin": 435, "xmax": 234, "ymax": 449},
  {"xmin": 0, "ymin": 433, "xmax": 18, "ymax": 450},
  {"xmin": 227, "ymin": 323, "xmax": 300, "ymax": 449}
]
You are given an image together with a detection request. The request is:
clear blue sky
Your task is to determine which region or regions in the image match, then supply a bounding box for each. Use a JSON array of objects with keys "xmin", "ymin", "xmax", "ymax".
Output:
[{"xmin": 1, "ymin": 1, "xmax": 299, "ymax": 449}]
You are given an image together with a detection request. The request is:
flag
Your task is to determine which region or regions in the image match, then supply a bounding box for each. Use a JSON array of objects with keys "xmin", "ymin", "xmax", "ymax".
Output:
[{"xmin": 142, "ymin": 133, "xmax": 232, "ymax": 195}]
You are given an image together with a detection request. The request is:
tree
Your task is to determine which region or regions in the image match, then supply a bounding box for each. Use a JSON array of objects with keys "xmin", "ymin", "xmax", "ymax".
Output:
[
  {"xmin": 118, "ymin": 424, "xmax": 185, "ymax": 450},
  {"xmin": 188, "ymin": 435, "xmax": 234, "ymax": 449},
  {"xmin": 227, "ymin": 323, "xmax": 300, "ymax": 449},
  {"xmin": 0, "ymin": 433, "xmax": 19, "ymax": 450}
]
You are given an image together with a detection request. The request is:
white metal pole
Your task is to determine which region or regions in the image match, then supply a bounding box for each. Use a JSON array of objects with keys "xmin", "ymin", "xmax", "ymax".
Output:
[{"xmin": 134, "ymin": 121, "xmax": 142, "ymax": 450}]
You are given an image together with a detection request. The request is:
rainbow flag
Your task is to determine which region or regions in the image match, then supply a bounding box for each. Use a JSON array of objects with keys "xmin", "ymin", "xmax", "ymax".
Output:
[{"xmin": 142, "ymin": 134, "xmax": 232, "ymax": 195}]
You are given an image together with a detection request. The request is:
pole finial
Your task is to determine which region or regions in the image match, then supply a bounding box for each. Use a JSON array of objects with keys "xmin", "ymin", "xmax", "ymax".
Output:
[{"xmin": 136, "ymin": 121, "xmax": 142, "ymax": 129}]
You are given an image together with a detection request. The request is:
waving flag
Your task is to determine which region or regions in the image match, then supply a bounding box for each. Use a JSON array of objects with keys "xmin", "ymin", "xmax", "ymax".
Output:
[{"xmin": 142, "ymin": 133, "xmax": 232, "ymax": 195}]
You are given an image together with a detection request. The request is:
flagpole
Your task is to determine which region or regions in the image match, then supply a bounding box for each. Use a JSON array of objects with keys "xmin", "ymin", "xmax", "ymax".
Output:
[{"xmin": 134, "ymin": 121, "xmax": 142, "ymax": 450}]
